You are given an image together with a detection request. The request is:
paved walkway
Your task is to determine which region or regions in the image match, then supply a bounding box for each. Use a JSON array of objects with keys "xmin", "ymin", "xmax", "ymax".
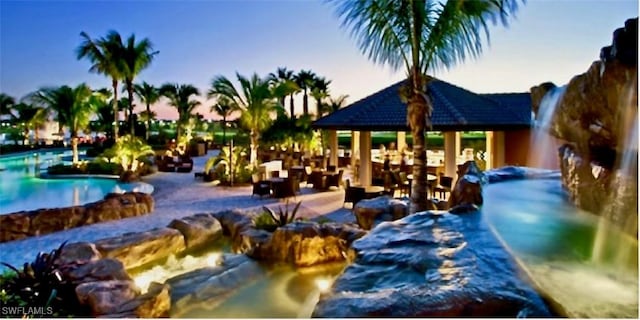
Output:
[{"xmin": 0, "ymin": 151, "xmax": 355, "ymax": 269}]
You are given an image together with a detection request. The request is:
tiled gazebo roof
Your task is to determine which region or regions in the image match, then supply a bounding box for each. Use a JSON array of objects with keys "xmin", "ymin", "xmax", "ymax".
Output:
[{"xmin": 313, "ymin": 79, "xmax": 532, "ymax": 131}]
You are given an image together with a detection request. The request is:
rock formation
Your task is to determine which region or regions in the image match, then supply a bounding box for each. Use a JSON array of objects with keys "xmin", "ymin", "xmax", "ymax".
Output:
[{"xmin": 530, "ymin": 18, "xmax": 638, "ymax": 234}]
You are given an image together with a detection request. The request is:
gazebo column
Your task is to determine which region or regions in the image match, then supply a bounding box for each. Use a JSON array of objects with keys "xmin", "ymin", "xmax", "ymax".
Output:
[
  {"xmin": 359, "ymin": 131, "xmax": 372, "ymax": 186},
  {"xmin": 494, "ymin": 131, "xmax": 505, "ymax": 168},
  {"xmin": 444, "ymin": 131, "xmax": 457, "ymax": 178},
  {"xmin": 485, "ymin": 131, "xmax": 493, "ymax": 170},
  {"xmin": 396, "ymin": 131, "xmax": 407, "ymax": 151},
  {"xmin": 455, "ymin": 131, "xmax": 462, "ymax": 161},
  {"xmin": 351, "ymin": 131, "xmax": 360, "ymax": 169},
  {"xmin": 328, "ymin": 129, "xmax": 338, "ymax": 167}
]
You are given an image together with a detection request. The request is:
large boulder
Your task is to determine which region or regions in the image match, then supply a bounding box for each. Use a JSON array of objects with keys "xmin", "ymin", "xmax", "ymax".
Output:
[
  {"xmin": 105, "ymin": 282, "xmax": 171, "ymax": 318},
  {"xmin": 0, "ymin": 211, "xmax": 32, "ymax": 242},
  {"xmin": 62, "ymin": 258, "xmax": 131, "ymax": 286},
  {"xmin": 166, "ymin": 254, "xmax": 265, "ymax": 317},
  {"xmin": 210, "ymin": 209, "xmax": 254, "ymax": 240},
  {"xmin": 56, "ymin": 242, "xmax": 102, "ymax": 266},
  {"xmin": 168, "ymin": 213, "xmax": 223, "ymax": 250},
  {"xmin": 312, "ymin": 211, "xmax": 552, "ymax": 317},
  {"xmin": 448, "ymin": 161, "xmax": 486, "ymax": 213},
  {"xmin": 95, "ymin": 228, "xmax": 186, "ymax": 270},
  {"xmin": 75, "ymin": 280, "xmax": 141, "ymax": 316},
  {"xmin": 265, "ymin": 221, "xmax": 365, "ymax": 266},
  {"xmin": 353, "ymin": 196, "xmax": 409, "ymax": 230}
]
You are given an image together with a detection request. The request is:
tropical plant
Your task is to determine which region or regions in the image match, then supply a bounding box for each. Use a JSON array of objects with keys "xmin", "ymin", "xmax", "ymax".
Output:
[
  {"xmin": 204, "ymin": 145, "xmax": 252, "ymax": 184},
  {"xmin": 100, "ymin": 134, "xmax": 154, "ymax": 180},
  {"xmin": 134, "ymin": 81, "xmax": 160, "ymax": 140},
  {"xmin": 159, "ymin": 83, "xmax": 201, "ymax": 143},
  {"xmin": 120, "ymin": 35, "xmax": 159, "ymax": 136},
  {"xmin": 211, "ymin": 96, "xmax": 236, "ymax": 146},
  {"xmin": 30, "ymin": 84, "xmax": 96, "ymax": 164},
  {"xmin": 253, "ymin": 211, "xmax": 279, "ymax": 232},
  {"xmin": 209, "ymin": 73, "xmax": 279, "ymax": 167},
  {"xmin": 10, "ymin": 102, "xmax": 48, "ymax": 144},
  {"xmin": 328, "ymin": 0, "xmax": 520, "ymax": 213},
  {"xmin": 0, "ymin": 93, "xmax": 15, "ymax": 116},
  {"xmin": 77, "ymin": 31, "xmax": 124, "ymax": 139},
  {"xmin": 321, "ymin": 94, "xmax": 349, "ymax": 116},
  {"xmin": 310, "ymin": 76, "xmax": 331, "ymax": 119},
  {"xmin": 269, "ymin": 67, "xmax": 300, "ymax": 118},
  {"xmin": 294, "ymin": 69, "xmax": 316, "ymax": 116},
  {"xmin": 263, "ymin": 200, "xmax": 302, "ymax": 227},
  {"xmin": 0, "ymin": 242, "xmax": 82, "ymax": 317}
]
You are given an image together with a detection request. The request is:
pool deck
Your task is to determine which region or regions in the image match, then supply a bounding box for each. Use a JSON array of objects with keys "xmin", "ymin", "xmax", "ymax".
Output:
[{"xmin": 0, "ymin": 151, "xmax": 355, "ymax": 269}]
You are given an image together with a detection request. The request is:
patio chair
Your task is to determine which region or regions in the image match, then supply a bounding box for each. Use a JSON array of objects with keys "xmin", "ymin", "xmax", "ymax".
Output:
[
  {"xmin": 272, "ymin": 177, "xmax": 297, "ymax": 199},
  {"xmin": 343, "ymin": 179, "xmax": 366, "ymax": 208},
  {"xmin": 382, "ymin": 170, "xmax": 397, "ymax": 197},
  {"xmin": 177, "ymin": 156, "xmax": 193, "ymax": 173},
  {"xmin": 327, "ymin": 165, "xmax": 337, "ymax": 172},
  {"xmin": 326, "ymin": 169, "xmax": 344, "ymax": 189},
  {"xmin": 251, "ymin": 174, "xmax": 271, "ymax": 199},
  {"xmin": 397, "ymin": 171, "xmax": 411, "ymax": 197},
  {"xmin": 433, "ymin": 174, "xmax": 453, "ymax": 199},
  {"xmin": 308, "ymin": 170, "xmax": 326, "ymax": 190}
]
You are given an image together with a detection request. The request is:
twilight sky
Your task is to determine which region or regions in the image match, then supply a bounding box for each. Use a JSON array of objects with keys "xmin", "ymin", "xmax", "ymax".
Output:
[{"xmin": 0, "ymin": 0, "xmax": 637, "ymax": 120}]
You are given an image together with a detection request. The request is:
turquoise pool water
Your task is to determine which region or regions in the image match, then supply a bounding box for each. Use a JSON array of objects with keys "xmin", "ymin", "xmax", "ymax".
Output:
[
  {"xmin": 483, "ymin": 178, "xmax": 638, "ymax": 318},
  {"xmin": 0, "ymin": 150, "xmax": 152, "ymax": 214}
]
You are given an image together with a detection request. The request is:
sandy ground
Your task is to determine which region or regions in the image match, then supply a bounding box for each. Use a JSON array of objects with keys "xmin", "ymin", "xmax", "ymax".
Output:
[{"xmin": 0, "ymin": 151, "xmax": 355, "ymax": 269}]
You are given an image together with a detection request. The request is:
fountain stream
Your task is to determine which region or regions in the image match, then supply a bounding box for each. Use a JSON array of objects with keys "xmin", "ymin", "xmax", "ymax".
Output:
[{"xmin": 529, "ymin": 85, "xmax": 566, "ymax": 169}]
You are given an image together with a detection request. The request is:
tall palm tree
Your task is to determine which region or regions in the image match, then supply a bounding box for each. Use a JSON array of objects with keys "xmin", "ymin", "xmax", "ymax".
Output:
[
  {"xmin": 121, "ymin": 34, "xmax": 159, "ymax": 136},
  {"xmin": 210, "ymin": 96, "xmax": 236, "ymax": 146},
  {"xmin": 134, "ymin": 82, "xmax": 160, "ymax": 140},
  {"xmin": 294, "ymin": 70, "xmax": 316, "ymax": 117},
  {"xmin": 159, "ymin": 83, "xmax": 201, "ymax": 141},
  {"xmin": 31, "ymin": 84, "xmax": 96, "ymax": 164},
  {"xmin": 269, "ymin": 67, "xmax": 299, "ymax": 118},
  {"xmin": 209, "ymin": 73, "xmax": 279, "ymax": 166},
  {"xmin": 328, "ymin": 0, "xmax": 520, "ymax": 213},
  {"xmin": 0, "ymin": 93, "xmax": 16, "ymax": 117},
  {"xmin": 310, "ymin": 76, "xmax": 332, "ymax": 119},
  {"xmin": 77, "ymin": 31, "xmax": 124, "ymax": 139}
]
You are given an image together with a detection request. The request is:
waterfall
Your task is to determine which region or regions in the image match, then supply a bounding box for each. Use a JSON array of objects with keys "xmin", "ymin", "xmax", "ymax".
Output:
[{"xmin": 529, "ymin": 86, "xmax": 566, "ymax": 169}]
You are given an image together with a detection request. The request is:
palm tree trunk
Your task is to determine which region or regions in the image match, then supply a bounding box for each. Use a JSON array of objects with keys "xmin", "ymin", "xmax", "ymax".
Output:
[
  {"xmin": 127, "ymin": 82, "xmax": 135, "ymax": 136},
  {"xmin": 222, "ymin": 116, "xmax": 227, "ymax": 146},
  {"xmin": 112, "ymin": 79, "xmax": 119, "ymax": 140},
  {"xmin": 71, "ymin": 136, "xmax": 79, "ymax": 165},
  {"xmin": 145, "ymin": 102, "xmax": 151, "ymax": 140},
  {"xmin": 408, "ymin": 89, "xmax": 430, "ymax": 213},
  {"xmin": 303, "ymin": 90, "xmax": 309, "ymax": 116},
  {"xmin": 289, "ymin": 94, "xmax": 295, "ymax": 119},
  {"xmin": 250, "ymin": 130, "xmax": 258, "ymax": 167}
]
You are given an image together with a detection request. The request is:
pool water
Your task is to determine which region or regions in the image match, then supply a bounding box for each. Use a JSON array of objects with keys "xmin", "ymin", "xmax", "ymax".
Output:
[
  {"xmin": 482, "ymin": 178, "xmax": 638, "ymax": 318},
  {"xmin": 0, "ymin": 150, "xmax": 151, "ymax": 214}
]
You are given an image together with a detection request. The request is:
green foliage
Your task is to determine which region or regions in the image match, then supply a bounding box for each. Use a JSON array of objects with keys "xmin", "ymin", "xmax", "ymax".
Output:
[
  {"xmin": 314, "ymin": 216, "xmax": 334, "ymax": 225},
  {"xmin": 261, "ymin": 110, "xmax": 314, "ymax": 148},
  {"xmin": 205, "ymin": 145, "xmax": 253, "ymax": 184},
  {"xmin": 0, "ymin": 242, "xmax": 84, "ymax": 317},
  {"xmin": 253, "ymin": 211, "xmax": 278, "ymax": 232},
  {"xmin": 262, "ymin": 200, "xmax": 302, "ymax": 227},
  {"xmin": 100, "ymin": 134, "xmax": 155, "ymax": 174}
]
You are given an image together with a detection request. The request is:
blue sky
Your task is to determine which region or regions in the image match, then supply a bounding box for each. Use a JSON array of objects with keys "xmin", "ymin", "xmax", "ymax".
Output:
[{"xmin": 1, "ymin": 0, "xmax": 637, "ymax": 119}]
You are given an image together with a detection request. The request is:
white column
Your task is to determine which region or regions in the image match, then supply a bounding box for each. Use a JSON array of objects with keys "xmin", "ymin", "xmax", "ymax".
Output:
[
  {"xmin": 444, "ymin": 131, "xmax": 456, "ymax": 178},
  {"xmin": 351, "ymin": 131, "xmax": 360, "ymax": 168},
  {"xmin": 329, "ymin": 129, "xmax": 338, "ymax": 167},
  {"xmin": 455, "ymin": 131, "xmax": 462, "ymax": 162},
  {"xmin": 485, "ymin": 131, "xmax": 493, "ymax": 170},
  {"xmin": 359, "ymin": 131, "xmax": 372, "ymax": 186},
  {"xmin": 396, "ymin": 131, "xmax": 407, "ymax": 151},
  {"xmin": 494, "ymin": 131, "xmax": 505, "ymax": 168}
]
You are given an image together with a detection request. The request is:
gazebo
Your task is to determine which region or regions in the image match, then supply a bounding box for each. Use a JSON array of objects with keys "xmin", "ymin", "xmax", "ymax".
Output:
[{"xmin": 312, "ymin": 79, "xmax": 532, "ymax": 186}]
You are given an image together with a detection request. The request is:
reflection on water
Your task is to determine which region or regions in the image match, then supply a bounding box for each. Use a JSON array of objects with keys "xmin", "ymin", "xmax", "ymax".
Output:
[
  {"xmin": 182, "ymin": 262, "xmax": 345, "ymax": 318},
  {"xmin": 0, "ymin": 151, "xmax": 148, "ymax": 214},
  {"xmin": 483, "ymin": 178, "xmax": 638, "ymax": 318}
]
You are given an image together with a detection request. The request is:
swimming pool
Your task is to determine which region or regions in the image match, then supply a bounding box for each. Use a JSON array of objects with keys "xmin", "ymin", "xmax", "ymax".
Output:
[{"xmin": 0, "ymin": 150, "xmax": 153, "ymax": 214}]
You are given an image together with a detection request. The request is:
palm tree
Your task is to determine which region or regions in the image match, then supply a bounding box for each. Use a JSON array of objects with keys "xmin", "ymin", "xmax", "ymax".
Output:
[
  {"xmin": 134, "ymin": 82, "xmax": 160, "ymax": 140},
  {"xmin": 321, "ymin": 94, "xmax": 349, "ymax": 117},
  {"xmin": 31, "ymin": 84, "xmax": 96, "ymax": 164},
  {"xmin": 121, "ymin": 34, "xmax": 159, "ymax": 136},
  {"xmin": 294, "ymin": 70, "xmax": 316, "ymax": 117},
  {"xmin": 0, "ymin": 93, "xmax": 15, "ymax": 117},
  {"xmin": 269, "ymin": 67, "xmax": 299, "ymax": 118},
  {"xmin": 211, "ymin": 96, "xmax": 236, "ymax": 146},
  {"xmin": 159, "ymin": 83, "xmax": 201, "ymax": 142},
  {"xmin": 77, "ymin": 31, "xmax": 124, "ymax": 139},
  {"xmin": 328, "ymin": 0, "xmax": 520, "ymax": 213},
  {"xmin": 10, "ymin": 102, "xmax": 48, "ymax": 144},
  {"xmin": 310, "ymin": 76, "xmax": 332, "ymax": 119},
  {"xmin": 209, "ymin": 73, "xmax": 279, "ymax": 167}
]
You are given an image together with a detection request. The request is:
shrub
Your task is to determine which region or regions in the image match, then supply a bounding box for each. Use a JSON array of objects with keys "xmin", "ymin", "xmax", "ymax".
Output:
[
  {"xmin": 263, "ymin": 200, "xmax": 302, "ymax": 227},
  {"xmin": 253, "ymin": 211, "xmax": 278, "ymax": 232},
  {"xmin": 0, "ymin": 242, "xmax": 85, "ymax": 317}
]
